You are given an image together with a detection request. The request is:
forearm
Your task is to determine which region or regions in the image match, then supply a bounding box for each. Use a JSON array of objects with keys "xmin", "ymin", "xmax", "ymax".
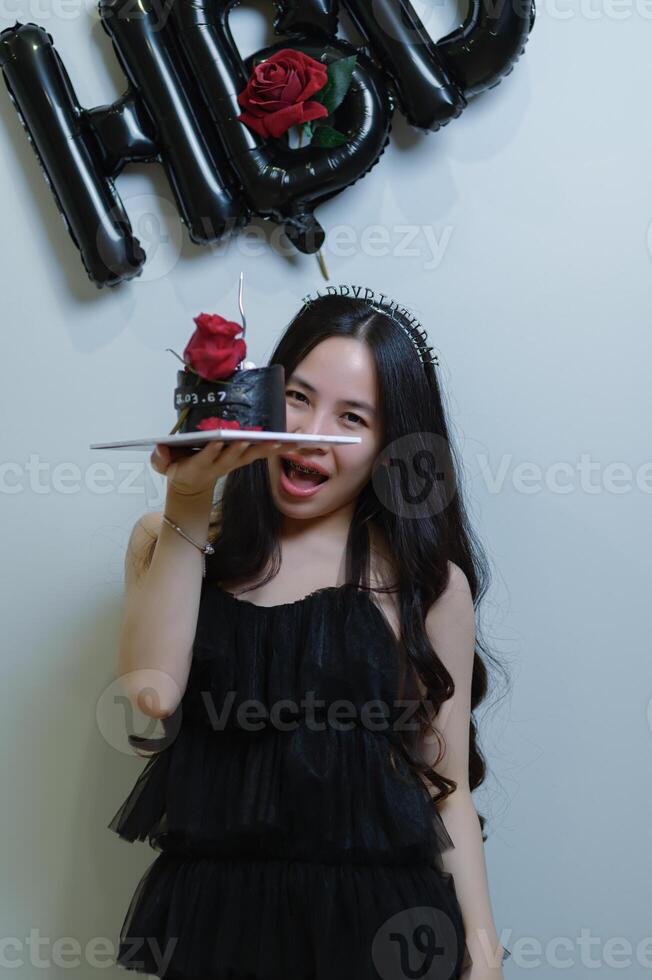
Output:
[
  {"xmin": 118, "ymin": 486, "xmax": 214, "ymax": 716},
  {"xmin": 435, "ymin": 789, "xmax": 507, "ymax": 976}
]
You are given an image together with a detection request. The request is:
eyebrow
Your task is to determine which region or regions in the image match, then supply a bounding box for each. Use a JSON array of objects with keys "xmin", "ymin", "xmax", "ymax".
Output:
[{"xmin": 287, "ymin": 372, "xmax": 376, "ymax": 417}]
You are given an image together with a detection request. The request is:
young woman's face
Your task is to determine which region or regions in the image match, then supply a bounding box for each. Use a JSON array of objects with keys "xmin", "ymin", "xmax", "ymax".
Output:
[{"xmin": 267, "ymin": 336, "xmax": 384, "ymax": 519}]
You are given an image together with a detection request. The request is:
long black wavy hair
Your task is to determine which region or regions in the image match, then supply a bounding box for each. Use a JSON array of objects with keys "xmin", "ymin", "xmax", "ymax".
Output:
[{"xmin": 192, "ymin": 290, "xmax": 510, "ymax": 840}]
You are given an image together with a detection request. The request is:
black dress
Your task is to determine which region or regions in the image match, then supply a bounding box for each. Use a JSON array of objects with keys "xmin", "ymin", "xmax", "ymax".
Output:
[{"xmin": 108, "ymin": 580, "xmax": 474, "ymax": 980}]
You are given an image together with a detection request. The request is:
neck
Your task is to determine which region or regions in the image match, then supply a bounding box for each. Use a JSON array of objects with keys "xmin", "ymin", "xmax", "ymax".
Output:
[{"xmin": 280, "ymin": 500, "xmax": 356, "ymax": 550}]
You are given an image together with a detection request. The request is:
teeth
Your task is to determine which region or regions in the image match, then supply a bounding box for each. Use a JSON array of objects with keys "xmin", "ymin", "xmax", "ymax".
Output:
[{"xmin": 288, "ymin": 460, "xmax": 324, "ymax": 477}]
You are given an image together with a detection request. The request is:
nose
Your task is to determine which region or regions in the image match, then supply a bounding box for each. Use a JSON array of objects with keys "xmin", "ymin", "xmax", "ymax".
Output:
[
  {"xmin": 292, "ymin": 419, "xmax": 330, "ymax": 456},
  {"xmin": 291, "ymin": 431, "xmax": 329, "ymax": 455},
  {"xmin": 291, "ymin": 410, "xmax": 335, "ymax": 447}
]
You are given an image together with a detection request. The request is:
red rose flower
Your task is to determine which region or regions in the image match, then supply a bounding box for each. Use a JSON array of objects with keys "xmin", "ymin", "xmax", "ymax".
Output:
[
  {"xmin": 183, "ymin": 313, "xmax": 246, "ymax": 381},
  {"xmin": 235, "ymin": 48, "xmax": 329, "ymax": 140},
  {"xmin": 197, "ymin": 418, "xmax": 263, "ymax": 431}
]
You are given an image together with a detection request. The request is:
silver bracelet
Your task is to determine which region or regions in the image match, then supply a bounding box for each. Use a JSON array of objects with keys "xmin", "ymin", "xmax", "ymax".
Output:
[{"xmin": 162, "ymin": 513, "xmax": 215, "ymax": 577}]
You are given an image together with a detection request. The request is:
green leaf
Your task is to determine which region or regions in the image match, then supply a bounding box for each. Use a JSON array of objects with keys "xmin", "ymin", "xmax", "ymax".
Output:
[
  {"xmin": 313, "ymin": 54, "xmax": 357, "ymax": 115},
  {"xmin": 311, "ymin": 124, "xmax": 349, "ymax": 148},
  {"xmin": 313, "ymin": 77, "xmax": 333, "ymax": 110}
]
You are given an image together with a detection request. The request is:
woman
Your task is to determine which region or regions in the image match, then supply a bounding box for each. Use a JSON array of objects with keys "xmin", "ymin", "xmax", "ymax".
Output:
[{"xmin": 110, "ymin": 288, "xmax": 511, "ymax": 979}]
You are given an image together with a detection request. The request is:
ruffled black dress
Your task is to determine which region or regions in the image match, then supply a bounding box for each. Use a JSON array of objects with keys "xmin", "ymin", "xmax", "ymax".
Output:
[{"xmin": 108, "ymin": 581, "xmax": 479, "ymax": 979}]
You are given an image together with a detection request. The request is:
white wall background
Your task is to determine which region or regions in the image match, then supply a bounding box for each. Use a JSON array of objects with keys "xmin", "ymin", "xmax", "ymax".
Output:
[{"xmin": 1, "ymin": 0, "xmax": 649, "ymax": 976}]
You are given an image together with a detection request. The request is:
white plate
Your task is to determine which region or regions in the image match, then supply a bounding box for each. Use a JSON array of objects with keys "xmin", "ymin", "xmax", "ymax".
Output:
[{"xmin": 90, "ymin": 430, "xmax": 362, "ymax": 451}]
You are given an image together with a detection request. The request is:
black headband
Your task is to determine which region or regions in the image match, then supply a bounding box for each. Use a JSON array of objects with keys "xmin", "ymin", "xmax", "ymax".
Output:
[{"xmin": 300, "ymin": 285, "xmax": 439, "ymax": 368}]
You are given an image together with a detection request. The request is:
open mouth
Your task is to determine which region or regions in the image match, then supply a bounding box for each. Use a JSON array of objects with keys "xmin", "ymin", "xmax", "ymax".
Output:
[{"xmin": 281, "ymin": 457, "xmax": 329, "ymax": 489}]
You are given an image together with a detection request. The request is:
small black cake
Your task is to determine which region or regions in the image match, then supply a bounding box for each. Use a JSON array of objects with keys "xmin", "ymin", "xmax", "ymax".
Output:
[{"xmin": 171, "ymin": 311, "xmax": 286, "ymax": 434}]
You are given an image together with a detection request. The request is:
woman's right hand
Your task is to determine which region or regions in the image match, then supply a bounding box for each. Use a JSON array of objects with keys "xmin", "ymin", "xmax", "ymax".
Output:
[{"xmin": 150, "ymin": 437, "xmax": 297, "ymax": 498}]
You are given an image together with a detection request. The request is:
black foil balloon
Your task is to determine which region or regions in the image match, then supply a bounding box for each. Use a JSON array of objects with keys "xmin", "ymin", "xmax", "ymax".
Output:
[
  {"xmin": 273, "ymin": 0, "xmax": 340, "ymax": 39},
  {"xmin": 97, "ymin": 0, "xmax": 250, "ymax": 246},
  {"xmin": 0, "ymin": 24, "xmax": 147, "ymax": 286},
  {"xmin": 435, "ymin": 0, "xmax": 537, "ymax": 98},
  {"xmin": 342, "ymin": 0, "xmax": 536, "ymax": 132},
  {"xmin": 169, "ymin": 0, "xmax": 394, "ymax": 252},
  {"xmin": 0, "ymin": 0, "xmax": 534, "ymax": 287},
  {"xmin": 0, "ymin": 14, "xmax": 251, "ymax": 288}
]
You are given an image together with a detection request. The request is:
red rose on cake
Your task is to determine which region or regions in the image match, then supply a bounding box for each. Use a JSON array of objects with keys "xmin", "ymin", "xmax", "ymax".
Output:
[
  {"xmin": 168, "ymin": 295, "xmax": 287, "ymax": 436},
  {"xmin": 183, "ymin": 312, "xmax": 247, "ymax": 380}
]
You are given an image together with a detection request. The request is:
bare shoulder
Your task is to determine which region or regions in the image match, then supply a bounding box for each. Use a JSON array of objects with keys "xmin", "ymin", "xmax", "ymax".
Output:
[
  {"xmin": 443, "ymin": 560, "xmax": 473, "ymax": 601},
  {"xmin": 128, "ymin": 510, "xmax": 163, "ymax": 549},
  {"xmin": 425, "ymin": 560, "xmax": 475, "ymax": 645},
  {"xmin": 124, "ymin": 510, "xmax": 163, "ymax": 588}
]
